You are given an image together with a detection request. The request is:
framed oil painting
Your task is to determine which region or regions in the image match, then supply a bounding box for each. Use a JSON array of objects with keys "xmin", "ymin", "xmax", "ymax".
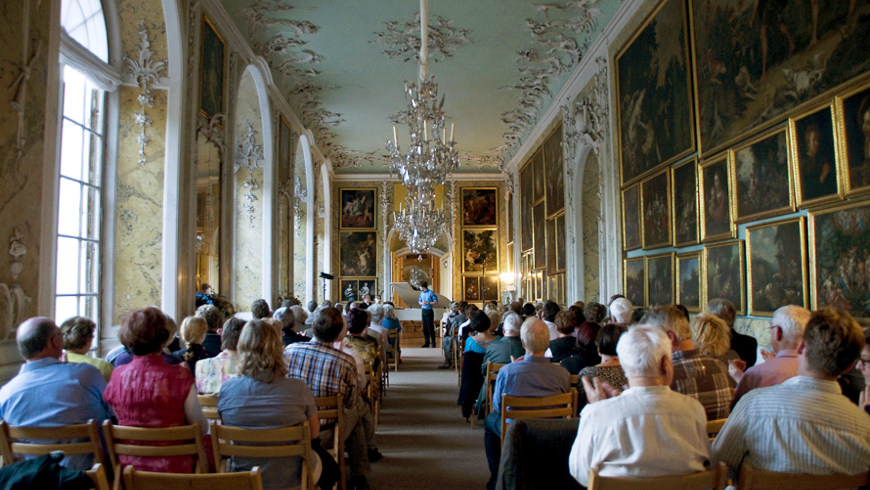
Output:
[
  {"xmin": 746, "ymin": 218, "xmax": 808, "ymax": 316},
  {"xmin": 533, "ymin": 150, "xmax": 545, "ymax": 203},
  {"xmin": 555, "ymin": 213, "xmax": 566, "ymax": 271},
  {"xmin": 791, "ymin": 105, "xmax": 841, "ymax": 207},
  {"xmin": 340, "ymin": 280, "xmax": 358, "ymax": 303},
  {"xmin": 616, "ymin": 0, "xmax": 694, "ymax": 185},
  {"xmin": 731, "ymin": 127, "xmax": 794, "ymax": 223},
  {"xmin": 836, "ymin": 83, "xmax": 870, "ymax": 195},
  {"xmin": 641, "ymin": 169, "xmax": 672, "ymax": 249},
  {"xmin": 462, "ymin": 188, "xmax": 497, "ymax": 226},
  {"xmin": 809, "ymin": 200, "xmax": 870, "ymax": 323},
  {"xmin": 520, "ymin": 160, "xmax": 534, "ymax": 251},
  {"xmin": 339, "ymin": 231, "xmax": 376, "ymax": 277},
  {"xmin": 546, "ymin": 218, "xmax": 557, "ymax": 274},
  {"xmin": 624, "ymin": 257, "xmax": 646, "ymax": 307},
  {"xmin": 622, "ymin": 184, "xmax": 641, "ymax": 251},
  {"xmin": 482, "ymin": 276, "xmax": 499, "ymax": 302},
  {"xmin": 463, "ymin": 276, "xmax": 481, "ymax": 302},
  {"xmin": 677, "ymin": 252, "xmax": 702, "ymax": 312},
  {"xmin": 703, "ymin": 240, "xmax": 745, "ymax": 315},
  {"xmin": 507, "ymin": 192, "xmax": 514, "ymax": 244},
  {"xmin": 200, "ymin": 17, "xmax": 225, "ymax": 119},
  {"xmin": 533, "ymin": 202, "xmax": 546, "ymax": 269},
  {"xmin": 544, "ymin": 126, "xmax": 565, "ymax": 217},
  {"xmin": 692, "ymin": 0, "xmax": 870, "ymax": 156},
  {"xmin": 646, "ymin": 253, "xmax": 674, "ymax": 307},
  {"xmin": 699, "ymin": 155, "xmax": 734, "ymax": 242},
  {"xmin": 462, "ymin": 229, "xmax": 498, "ymax": 273},
  {"xmin": 357, "ymin": 279, "xmax": 376, "ymax": 300},
  {"xmin": 340, "ymin": 188, "xmax": 376, "ymax": 229},
  {"xmin": 672, "ymin": 159, "xmax": 698, "ymax": 247}
]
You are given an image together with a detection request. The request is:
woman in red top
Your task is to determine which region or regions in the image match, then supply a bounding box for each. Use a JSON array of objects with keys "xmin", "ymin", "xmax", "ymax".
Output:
[{"xmin": 103, "ymin": 306, "xmax": 209, "ymax": 473}]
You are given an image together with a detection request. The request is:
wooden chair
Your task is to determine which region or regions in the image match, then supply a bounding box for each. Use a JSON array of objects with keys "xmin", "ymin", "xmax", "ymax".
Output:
[
  {"xmin": 569, "ymin": 374, "xmax": 580, "ymax": 390},
  {"xmin": 483, "ymin": 362, "xmax": 506, "ymax": 416},
  {"xmin": 0, "ymin": 419, "xmax": 105, "ymax": 467},
  {"xmin": 706, "ymin": 418, "xmax": 727, "ymax": 442},
  {"xmin": 587, "ymin": 462, "xmax": 728, "ymax": 490},
  {"xmin": 315, "ymin": 394, "xmax": 346, "ymax": 490},
  {"xmin": 364, "ymin": 362, "xmax": 381, "ymax": 427},
  {"xmin": 386, "ymin": 329, "xmax": 400, "ymax": 372},
  {"xmin": 735, "ymin": 463, "xmax": 870, "ymax": 489},
  {"xmin": 211, "ymin": 420, "xmax": 313, "ymax": 490},
  {"xmin": 122, "ymin": 465, "xmax": 263, "ymax": 490},
  {"xmin": 87, "ymin": 463, "xmax": 111, "ymax": 490},
  {"xmin": 103, "ymin": 421, "xmax": 208, "ymax": 486},
  {"xmin": 500, "ymin": 391, "xmax": 577, "ymax": 448},
  {"xmin": 197, "ymin": 394, "xmax": 220, "ymax": 421}
]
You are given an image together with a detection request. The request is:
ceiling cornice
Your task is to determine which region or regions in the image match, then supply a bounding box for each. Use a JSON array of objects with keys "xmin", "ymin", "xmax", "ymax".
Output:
[{"xmin": 331, "ymin": 172, "xmax": 505, "ymax": 182}]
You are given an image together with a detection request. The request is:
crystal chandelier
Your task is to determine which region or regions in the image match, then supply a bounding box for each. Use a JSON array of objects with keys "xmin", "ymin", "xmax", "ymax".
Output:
[{"xmin": 385, "ymin": 0, "xmax": 458, "ymax": 256}]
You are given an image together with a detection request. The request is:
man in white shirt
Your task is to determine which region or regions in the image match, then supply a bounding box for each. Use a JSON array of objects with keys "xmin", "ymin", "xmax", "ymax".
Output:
[
  {"xmin": 542, "ymin": 301, "xmax": 561, "ymax": 341},
  {"xmin": 713, "ymin": 307, "xmax": 870, "ymax": 477},
  {"xmin": 569, "ymin": 325, "xmax": 710, "ymax": 486}
]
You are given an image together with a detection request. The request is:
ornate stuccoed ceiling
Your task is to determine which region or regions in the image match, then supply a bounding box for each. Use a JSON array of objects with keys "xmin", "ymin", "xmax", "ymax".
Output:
[{"xmin": 219, "ymin": 0, "xmax": 620, "ymax": 174}]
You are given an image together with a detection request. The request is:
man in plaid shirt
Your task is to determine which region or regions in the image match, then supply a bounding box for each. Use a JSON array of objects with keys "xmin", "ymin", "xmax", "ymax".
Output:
[
  {"xmin": 285, "ymin": 307, "xmax": 378, "ymax": 490},
  {"xmin": 645, "ymin": 305, "xmax": 735, "ymax": 420}
]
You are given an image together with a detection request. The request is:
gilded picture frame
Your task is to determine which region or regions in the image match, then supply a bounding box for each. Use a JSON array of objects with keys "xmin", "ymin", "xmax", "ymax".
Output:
[
  {"xmin": 546, "ymin": 218, "xmax": 557, "ymax": 274},
  {"xmin": 790, "ymin": 105, "xmax": 841, "ymax": 208},
  {"xmin": 624, "ymin": 257, "xmax": 646, "ymax": 307},
  {"xmin": 199, "ymin": 16, "xmax": 226, "ymax": 120},
  {"xmin": 646, "ymin": 252, "xmax": 675, "ymax": 307},
  {"xmin": 544, "ymin": 126, "xmax": 565, "ymax": 217},
  {"xmin": 339, "ymin": 188, "xmax": 377, "ymax": 229},
  {"xmin": 340, "ymin": 279, "xmax": 358, "ymax": 303},
  {"xmin": 809, "ymin": 200, "xmax": 870, "ymax": 323},
  {"xmin": 730, "ymin": 127, "xmax": 795, "ymax": 223},
  {"xmin": 622, "ymin": 184, "xmax": 642, "ymax": 251},
  {"xmin": 462, "ymin": 229, "xmax": 498, "ymax": 273},
  {"xmin": 746, "ymin": 217, "xmax": 808, "ymax": 316},
  {"xmin": 671, "ymin": 159, "xmax": 699, "ymax": 247},
  {"xmin": 677, "ymin": 251, "xmax": 702, "ymax": 312},
  {"xmin": 463, "ymin": 276, "xmax": 482, "ymax": 302},
  {"xmin": 703, "ymin": 240, "xmax": 745, "ymax": 315},
  {"xmin": 835, "ymin": 81, "xmax": 870, "ymax": 196},
  {"xmin": 520, "ymin": 159, "xmax": 534, "ymax": 251},
  {"xmin": 698, "ymin": 154, "xmax": 734, "ymax": 242},
  {"xmin": 462, "ymin": 187, "xmax": 497, "ymax": 226},
  {"xmin": 533, "ymin": 202, "xmax": 546, "ymax": 269},
  {"xmin": 641, "ymin": 169, "xmax": 672, "ymax": 249},
  {"xmin": 532, "ymin": 150, "xmax": 545, "ymax": 203},
  {"xmin": 555, "ymin": 213, "xmax": 566, "ymax": 272}
]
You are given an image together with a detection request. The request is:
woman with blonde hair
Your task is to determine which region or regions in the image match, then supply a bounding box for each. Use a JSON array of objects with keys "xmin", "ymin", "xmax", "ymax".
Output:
[
  {"xmin": 691, "ymin": 312, "xmax": 739, "ymax": 362},
  {"xmin": 218, "ymin": 320, "xmax": 338, "ymax": 489},
  {"xmin": 173, "ymin": 316, "xmax": 210, "ymax": 375}
]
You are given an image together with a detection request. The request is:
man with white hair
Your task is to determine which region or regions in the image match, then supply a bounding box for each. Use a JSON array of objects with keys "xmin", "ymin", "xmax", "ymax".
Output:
[
  {"xmin": 481, "ymin": 312, "xmax": 525, "ymax": 369},
  {"xmin": 730, "ymin": 305, "xmax": 809, "ymax": 404},
  {"xmin": 484, "ymin": 318, "xmax": 571, "ymax": 489},
  {"xmin": 569, "ymin": 325, "xmax": 710, "ymax": 486},
  {"xmin": 609, "ymin": 297, "xmax": 633, "ymax": 324}
]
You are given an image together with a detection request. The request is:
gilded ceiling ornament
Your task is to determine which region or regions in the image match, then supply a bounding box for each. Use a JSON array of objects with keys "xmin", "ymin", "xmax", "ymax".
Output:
[
  {"xmin": 234, "ymin": 121, "xmax": 264, "ymax": 226},
  {"xmin": 372, "ymin": 13, "xmax": 472, "ymax": 62},
  {"xmin": 125, "ymin": 20, "xmax": 167, "ymax": 166}
]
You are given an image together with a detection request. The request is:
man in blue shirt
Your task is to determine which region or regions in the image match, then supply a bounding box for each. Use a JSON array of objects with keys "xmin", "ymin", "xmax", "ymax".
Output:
[
  {"xmin": 0, "ymin": 317, "xmax": 112, "ymax": 469},
  {"xmin": 418, "ymin": 281, "xmax": 438, "ymax": 348}
]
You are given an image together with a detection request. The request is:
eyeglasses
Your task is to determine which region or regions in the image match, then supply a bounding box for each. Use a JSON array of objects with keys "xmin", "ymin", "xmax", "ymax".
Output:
[{"xmin": 859, "ymin": 358, "xmax": 870, "ymax": 367}]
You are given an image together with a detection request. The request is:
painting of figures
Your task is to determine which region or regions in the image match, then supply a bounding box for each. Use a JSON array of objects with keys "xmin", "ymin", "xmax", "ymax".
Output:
[
  {"xmin": 700, "ymin": 156, "xmax": 733, "ymax": 241},
  {"xmin": 339, "ymin": 231, "xmax": 376, "ymax": 277},
  {"xmin": 544, "ymin": 127, "xmax": 565, "ymax": 217},
  {"xmin": 704, "ymin": 241, "xmax": 745, "ymax": 314},
  {"xmin": 462, "ymin": 188, "xmax": 497, "ymax": 226},
  {"xmin": 340, "ymin": 188, "xmax": 376, "ymax": 229},
  {"xmin": 672, "ymin": 160, "xmax": 698, "ymax": 246},
  {"xmin": 793, "ymin": 106, "xmax": 840, "ymax": 206},
  {"xmin": 340, "ymin": 280, "xmax": 357, "ymax": 303},
  {"xmin": 200, "ymin": 17, "xmax": 225, "ymax": 119},
  {"xmin": 733, "ymin": 128, "xmax": 793, "ymax": 222},
  {"xmin": 622, "ymin": 185, "xmax": 641, "ymax": 250},
  {"xmin": 747, "ymin": 218, "xmax": 808, "ymax": 316},
  {"xmin": 641, "ymin": 170, "xmax": 672, "ymax": 249},
  {"xmin": 463, "ymin": 229, "xmax": 498, "ymax": 273},
  {"xmin": 617, "ymin": 0, "xmax": 694, "ymax": 185},
  {"xmin": 677, "ymin": 252, "xmax": 702, "ymax": 312},
  {"xmin": 647, "ymin": 253, "xmax": 674, "ymax": 306},
  {"xmin": 520, "ymin": 160, "xmax": 534, "ymax": 251},
  {"xmin": 810, "ymin": 201, "xmax": 870, "ymax": 322},
  {"xmin": 533, "ymin": 202, "xmax": 546, "ymax": 269},
  {"xmin": 533, "ymin": 150, "xmax": 545, "ymax": 202},
  {"xmin": 839, "ymin": 85, "xmax": 870, "ymax": 194},
  {"xmin": 692, "ymin": 0, "xmax": 870, "ymax": 155},
  {"xmin": 624, "ymin": 257, "xmax": 645, "ymax": 307}
]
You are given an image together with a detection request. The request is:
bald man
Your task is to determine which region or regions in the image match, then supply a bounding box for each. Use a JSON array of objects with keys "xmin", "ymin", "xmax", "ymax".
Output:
[
  {"xmin": 0, "ymin": 317, "xmax": 111, "ymax": 468},
  {"xmin": 483, "ymin": 317, "xmax": 571, "ymax": 489}
]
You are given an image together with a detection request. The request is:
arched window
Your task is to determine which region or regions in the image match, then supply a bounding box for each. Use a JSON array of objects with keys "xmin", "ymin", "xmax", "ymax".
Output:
[{"xmin": 61, "ymin": 0, "xmax": 109, "ymax": 63}]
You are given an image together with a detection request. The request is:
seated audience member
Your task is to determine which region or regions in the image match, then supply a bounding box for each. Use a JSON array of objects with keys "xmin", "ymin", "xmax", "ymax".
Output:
[
  {"xmin": 465, "ymin": 310, "xmax": 499, "ymax": 354},
  {"xmin": 646, "ymin": 305, "xmax": 734, "ymax": 419},
  {"xmin": 304, "ymin": 301, "xmax": 317, "ymax": 325},
  {"xmin": 382, "ymin": 303, "xmax": 402, "ymax": 361},
  {"xmin": 110, "ymin": 313, "xmax": 184, "ymax": 367},
  {"xmin": 284, "ymin": 307, "xmax": 378, "ymax": 489},
  {"xmin": 196, "ymin": 304, "xmax": 224, "ymax": 357},
  {"xmin": 251, "ymin": 299, "xmax": 272, "ymax": 320},
  {"xmin": 481, "ymin": 312, "xmax": 524, "ymax": 369},
  {"xmin": 366, "ymin": 304, "xmax": 393, "ymax": 361},
  {"xmin": 713, "ymin": 307, "xmax": 870, "ymax": 477},
  {"xmin": 0, "ymin": 317, "xmax": 112, "ymax": 469},
  {"xmin": 60, "ymin": 316, "xmax": 113, "ymax": 381},
  {"xmin": 584, "ymin": 302, "xmax": 607, "ymax": 326},
  {"xmin": 708, "ymin": 298, "xmax": 757, "ymax": 367},
  {"xmin": 273, "ymin": 307, "xmax": 307, "ymax": 346},
  {"xmin": 459, "ymin": 310, "xmax": 497, "ymax": 420},
  {"xmin": 608, "ymin": 297, "xmax": 633, "ymax": 325},
  {"xmin": 440, "ymin": 301, "xmax": 466, "ymax": 369},
  {"xmin": 195, "ymin": 317, "xmax": 244, "ymax": 394},
  {"xmin": 560, "ymin": 320, "xmax": 601, "ymax": 375},
  {"xmin": 174, "ymin": 315, "xmax": 210, "ymax": 375},
  {"xmin": 859, "ymin": 332, "xmax": 870, "ymax": 410},
  {"xmin": 730, "ymin": 305, "xmax": 809, "ymax": 405},
  {"xmin": 484, "ymin": 318, "xmax": 571, "ymax": 489},
  {"xmin": 542, "ymin": 301, "xmax": 561, "ymax": 340},
  {"xmin": 577, "ymin": 324, "xmax": 627, "ymax": 410},
  {"xmin": 548, "ymin": 310, "xmax": 580, "ymax": 363},
  {"xmin": 458, "ymin": 304, "xmax": 478, "ymax": 340},
  {"xmin": 691, "ymin": 312, "xmax": 739, "ymax": 363},
  {"xmin": 103, "ymin": 306, "xmax": 209, "ymax": 473},
  {"xmin": 569, "ymin": 326, "xmax": 709, "ymax": 486},
  {"xmin": 520, "ymin": 302, "xmax": 536, "ymax": 320},
  {"xmin": 345, "ymin": 308, "xmax": 382, "ymax": 401},
  {"xmin": 218, "ymin": 320, "xmax": 338, "ymax": 490}
]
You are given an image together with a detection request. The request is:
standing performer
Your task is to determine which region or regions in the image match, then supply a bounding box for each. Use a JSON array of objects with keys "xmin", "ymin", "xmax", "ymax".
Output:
[{"xmin": 418, "ymin": 281, "xmax": 438, "ymax": 348}]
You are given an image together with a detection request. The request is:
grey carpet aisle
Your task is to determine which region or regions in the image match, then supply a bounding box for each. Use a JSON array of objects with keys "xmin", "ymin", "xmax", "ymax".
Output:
[{"xmin": 367, "ymin": 347, "xmax": 490, "ymax": 490}]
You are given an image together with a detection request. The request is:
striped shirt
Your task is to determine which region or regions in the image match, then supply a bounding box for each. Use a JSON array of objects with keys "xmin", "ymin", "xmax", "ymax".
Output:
[
  {"xmin": 713, "ymin": 376, "xmax": 870, "ymax": 475},
  {"xmin": 284, "ymin": 339, "xmax": 358, "ymax": 410},
  {"xmin": 671, "ymin": 349, "xmax": 735, "ymax": 420}
]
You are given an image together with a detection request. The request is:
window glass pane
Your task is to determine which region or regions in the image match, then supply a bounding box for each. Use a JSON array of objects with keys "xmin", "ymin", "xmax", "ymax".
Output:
[
  {"xmin": 56, "ymin": 237, "xmax": 80, "ymax": 294},
  {"xmin": 63, "ymin": 67, "xmax": 86, "ymax": 125},
  {"xmin": 85, "ymin": 130, "xmax": 102, "ymax": 186},
  {"xmin": 57, "ymin": 178, "xmax": 82, "ymax": 237},
  {"xmin": 84, "ymin": 16, "xmax": 108, "ymax": 63},
  {"xmin": 55, "ymin": 296, "xmax": 78, "ymax": 324},
  {"xmin": 61, "ymin": 0, "xmax": 108, "ymax": 63},
  {"xmin": 60, "ymin": 120, "xmax": 84, "ymax": 181},
  {"xmin": 85, "ymin": 186, "xmax": 100, "ymax": 240},
  {"xmin": 80, "ymin": 295, "xmax": 98, "ymax": 320},
  {"xmin": 80, "ymin": 241, "xmax": 98, "ymax": 294}
]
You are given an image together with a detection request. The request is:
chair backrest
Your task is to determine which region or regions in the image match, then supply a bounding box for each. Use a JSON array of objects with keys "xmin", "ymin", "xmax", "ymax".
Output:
[
  {"xmin": 198, "ymin": 394, "xmax": 220, "ymax": 421},
  {"xmin": 484, "ymin": 362, "xmax": 506, "ymax": 416},
  {"xmin": 569, "ymin": 374, "xmax": 579, "ymax": 389},
  {"xmin": 500, "ymin": 391, "xmax": 577, "ymax": 446},
  {"xmin": 0, "ymin": 419, "xmax": 104, "ymax": 466},
  {"xmin": 588, "ymin": 462, "xmax": 728, "ymax": 490},
  {"xmin": 735, "ymin": 463, "xmax": 870, "ymax": 490},
  {"xmin": 386, "ymin": 329, "xmax": 400, "ymax": 372},
  {"xmin": 706, "ymin": 418, "xmax": 727, "ymax": 442},
  {"xmin": 315, "ymin": 394, "xmax": 345, "ymax": 490},
  {"xmin": 87, "ymin": 463, "xmax": 111, "ymax": 490},
  {"xmin": 123, "ymin": 465, "xmax": 263, "ymax": 490},
  {"xmin": 103, "ymin": 421, "xmax": 208, "ymax": 475},
  {"xmin": 210, "ymin": 420, "xmax": 312, "ymax": 490}
]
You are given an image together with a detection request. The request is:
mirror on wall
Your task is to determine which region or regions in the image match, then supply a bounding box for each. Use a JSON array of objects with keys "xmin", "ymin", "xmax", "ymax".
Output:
[{"xmin": 195, "ymin": 129, "xmax": 222, "ymax": 296}]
